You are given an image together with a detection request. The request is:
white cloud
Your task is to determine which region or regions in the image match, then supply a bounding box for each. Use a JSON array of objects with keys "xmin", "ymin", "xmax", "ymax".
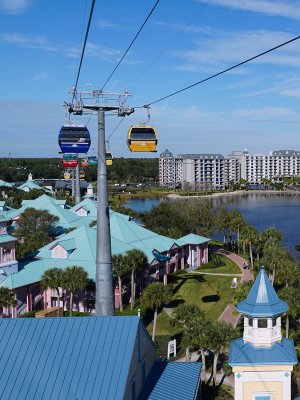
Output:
[
  {"xmin": 233, "ymin": 106, "xmax": 296, "ymax": 119},
  {"xmin": 32, "ymin": 72, "xmax": 47, "ymax": 81},
  {"xmin": 173, "ymin": 30, "xmax": 300, "ymax": 73},
  {"xmin": 195, "ymin": 0, "xmax": 300, "ymax": 20},
  {"xmin": 96, "ymin": 19, "xmax": 120, "ymax": 29},
  {"xmin": 0, "ymin": 0, "xmax": 32, "ymax": 14}
]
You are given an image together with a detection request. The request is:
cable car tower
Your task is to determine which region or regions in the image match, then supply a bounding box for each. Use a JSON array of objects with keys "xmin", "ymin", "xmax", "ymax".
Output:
[{"xmin": 65, "ymin": 88, "xmax": 134, "ymax": 317}]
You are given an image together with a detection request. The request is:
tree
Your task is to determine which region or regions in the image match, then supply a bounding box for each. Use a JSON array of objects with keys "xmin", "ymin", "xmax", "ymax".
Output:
[
  {"xmin": 141, "ymin": 282, "xmax": 173, "ymax": 341},
  {"xmin": 240, "ymin": 224, "xmax": 258, "ymax": 269},
  {"xmin": 125, "ymin": 249, "xmax": 148, "ymax": 310},
  {"xmin": 172, "ymin": 304, "xmax": 204, "ymax": 362},
  {"xmin": 112, "ymin": 254, "xmax": 129, "ymax": 312},
  {"xmin": 41, "ymin": 268, "xmax": 64, "ymax": 316},
  {"xmin": 261, "ymin": 239, "xmax": 286, "ymax": 285},
  {"xmin": 0, "ymin": 287, "xmax": 17, "ymax": 317},
  {"xmin": 206, "ymin": 321, "xmax": 236, "ymax": 384},
  {"xmin": 233, "ymin": 281, "xmax": 252, "ymax": 306},
  {"xmin": 16, "ymin": 231, "xmax": 49, "ymax": 260},
  {"xmin": 14, "ymin": 208, "xmax": 59, "ymax": 240},
  {"xmin": 63, "ymin": 266, "xmax": 88, "ymax": 316},
  {"xmin": 279, "ymin": 286, "xmax": 300, "ymax": 338}
]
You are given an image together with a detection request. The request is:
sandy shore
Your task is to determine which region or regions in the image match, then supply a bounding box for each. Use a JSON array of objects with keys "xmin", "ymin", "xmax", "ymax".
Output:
[{"xmin": 166, "ymin": 189, "xmax": 300, "ymax": 199}]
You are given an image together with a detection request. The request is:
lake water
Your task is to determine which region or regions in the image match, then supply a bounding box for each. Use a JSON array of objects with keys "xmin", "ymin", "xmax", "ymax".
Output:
[{"xmin": 124, "ymin": 194, "xmax": 300, "ymax": 258}]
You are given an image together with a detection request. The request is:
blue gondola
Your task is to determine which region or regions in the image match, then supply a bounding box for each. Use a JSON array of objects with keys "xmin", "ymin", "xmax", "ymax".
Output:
[
  {"xmin": 58, "ymin": 125, "xmax": 91, "ymax": 154},
  {"xmin": 87, "ymin": 156, "xmax": 97, "ymax": 166}
]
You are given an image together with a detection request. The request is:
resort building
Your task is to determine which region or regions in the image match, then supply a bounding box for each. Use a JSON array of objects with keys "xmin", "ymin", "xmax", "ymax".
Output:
[
  {"xmin": 160, "ymin": 149, "xmax": 300, "ymax": 188},
  {"xmin": 0, "ymin": 196, "xmax": 210, "ymax": 316},
  {"xmin": 229, "ymin": 267, "xmax": 297, "ymax": 400},
  {"xmin": 0, "ymin": 316, "xmax": 202, "ymax": 399}
]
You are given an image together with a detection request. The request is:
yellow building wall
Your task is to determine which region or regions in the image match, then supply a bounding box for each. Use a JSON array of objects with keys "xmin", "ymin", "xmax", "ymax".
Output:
[
  {"xmin": 243, "ymin": 381, "xmax": 282, "ymax": 400},
  {"xmin": 233, "ymin": 365, "xmax": 293, "ymax": 372}
]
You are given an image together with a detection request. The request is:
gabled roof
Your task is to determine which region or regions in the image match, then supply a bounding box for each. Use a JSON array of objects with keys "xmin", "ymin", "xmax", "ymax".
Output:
[
  {"xmin": 9, "ymin": 195, "xmax": 87, "ymax": 231},
  {"xmin": 50, "ymin": 239, "xmax": 76, "ymax": 251},
  {"xmin": 0, "ymin": 316, "xmax": 145, "ymax": 400},
  {"xmin": 18, "ymin": 180, "xmax": 45, "ymax": 191},
  {"xmin": 0, "ymin": 179, "xmax": 13, "ymax": 187},
  {"xmin": 0, "ymin": 233, "xmax": 17, "ymax": 244},
  {"xmin": 141, "ymin": 361, "xmax": 201, "ymax": 400},
  {"xmin": 177, "ymin": 233, "xmax": 210, "ymax": 245},
  {"xmin": 69, "ymin": 198, "xmax": 97, "ymax": 219},
  {"xmin": 229, "ymin": 337, "xmax": 297, "ymax": 366},
  {"xmin": 237, "ymin": 267, "xmax": 288, "ymax": 317}
]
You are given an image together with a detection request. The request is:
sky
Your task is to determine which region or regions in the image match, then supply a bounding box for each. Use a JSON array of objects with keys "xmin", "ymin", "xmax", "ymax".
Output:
[{"xmin": 1, "ymin": 0, "xmax": 300, "ymax": 158}]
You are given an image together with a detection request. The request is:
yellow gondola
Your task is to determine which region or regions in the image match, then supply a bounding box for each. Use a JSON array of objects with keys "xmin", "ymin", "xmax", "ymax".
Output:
[
  {"xmin": 127, "ymin": 125, "xmax": 157, "ymax": 152},
  {"xmin": 106, "ymin": 152, "xmax": 113, "ymax": 166},
  {"xmin": 79, "ymin": 170, "xmax": 85, "ymax": 179}
]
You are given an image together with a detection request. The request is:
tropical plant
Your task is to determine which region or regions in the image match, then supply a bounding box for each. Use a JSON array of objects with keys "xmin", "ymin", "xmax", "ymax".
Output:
[
  {"xmin": 240, "ymin": 224, "xmax": 258, "ymax": 269},
  {"xmin": 140, "ymin": 282, "xmax": 173, "ymax": 341},
  {"xmin": 14, "ymin": 208, "xmax": 59, "ymax": 239},
  {"xmin": 41, "ymin": 268, "xmax": 64, "ymax": 316},
  {"xmin": 112, "ymin": 254, "xmax": 129, "ymax": 312},
  {"xmin": 125, "ymin": 249, "xmax": 148, "ymax": 310},
  {"xmin": 206, "ymin": 321, "xmax": 236, "ymax": 384},
  {"xmin": 279, "ymin": 286, "xmax": 300, "ymax": 338},
  {"xmin": 261, "ymin": 239, "xmax": 286, "ymax": 285},
  {"xmin": 0, "ymin": 287, "xmax": 17, "ymax": 317},
  {"xmin": 63, "ymin": 266, "xmax": 88, "ymax": 316}
]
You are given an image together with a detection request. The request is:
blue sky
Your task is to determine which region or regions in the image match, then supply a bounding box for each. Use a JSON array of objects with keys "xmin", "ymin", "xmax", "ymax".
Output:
[{"xmin": 1, "ymin": 0, "xmax": 300, "ymax": 158}]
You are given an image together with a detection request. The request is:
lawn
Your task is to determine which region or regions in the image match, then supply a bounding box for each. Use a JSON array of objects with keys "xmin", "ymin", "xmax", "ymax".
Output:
[
  {"xmin": 198, "ymin": 257, "xmax": 241, "ymax": 275},
  {"xmin": 169, "ymin": 273, "xmax": 235, "ymax": 321}
]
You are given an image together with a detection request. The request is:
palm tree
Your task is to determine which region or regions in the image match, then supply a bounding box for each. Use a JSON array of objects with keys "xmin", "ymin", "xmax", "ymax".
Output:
[
  {"xmin": 240, "ymin": 225, "xmax": 258, "ymax": 269},
  {"xmin": 279, "ymin": 286, "xmax": 300, "ymax": 338},
  {"xmin": 125, "ymin": 249, "xmax": 148, "ymax": 310},
  {"xmin": 63, "ymin": 266, "xmax": 88, "ymax": 316},
  {"xmin": 41, "ymin": 268, "xmax": 64, "ymax": 316},
  {"xmin": 182, "ymin": 316, "xmax": 211, "ymax": 382},
  {"xmin": 262, "ymin": 239, "xmax": 286, "ymax": 285},
  {"xmin": 141, "ymin": 282, "xmax": 173, "ymax": 341},
  {"xmin": 112, "ymin": 254, "xmax": 129, "ymax": 312},
  {"xmin": 172, "ymin": 304, "xmax": 204, "ymax": 361},
  {"xmin": 0, "ymin": 287, "xmax": 17, "ymax": 317},
  {"xmin": 207, "ymin": 321, "xmax": 236, "ymax": 384}
]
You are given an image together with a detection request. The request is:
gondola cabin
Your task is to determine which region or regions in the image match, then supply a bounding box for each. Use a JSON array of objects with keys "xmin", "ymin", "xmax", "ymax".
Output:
[
  {"xmin": 79, "ymin": 170, "xmax": 85, "ymax": 179},
  {"xmin": 58, "ymin": 125, "xmax": 91, "ymax": 154},
  {"xmin": 81, "ymin": 158, "xmax": 89, "ymax": 168},
  {"xmin": 127, "ymin": 125, "xmax": 157, "ymax": 152},
  {"xmin": 87, "ymin": 156, "xmax": 97, "ymax": 166},
  {"xmin": 62, "ymin": 153, "xmax": 78, "ymax": 168},
  {"xmin": 64, "ymin": 171, "xmax": 71, "ymax": 180},
  {"xmin": 106, "ymin": 152, "xmax": 113, "ymax": 166}
]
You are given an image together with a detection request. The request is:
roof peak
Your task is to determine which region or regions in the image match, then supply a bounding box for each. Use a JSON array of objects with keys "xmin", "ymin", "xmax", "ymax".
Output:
[{"xmin": 237, "ymin": 267, "xmax": 288, "ymax": 317}]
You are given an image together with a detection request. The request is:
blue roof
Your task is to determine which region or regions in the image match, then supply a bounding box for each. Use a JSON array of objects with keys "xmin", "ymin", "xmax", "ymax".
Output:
[
  {"xmin": 229, "ymin": 337, "xmax": 298, "ymax": 366},
  {"xmin": 237, "ymin": 267, "xmax": 288, "ymax": 317},
  {"xmin": 0, "ymin": 316, "xmax": 147, "ymax": 400},
  {"xmin": 140, "ymin": 361, "xmax": 202, "ymax": 400}
]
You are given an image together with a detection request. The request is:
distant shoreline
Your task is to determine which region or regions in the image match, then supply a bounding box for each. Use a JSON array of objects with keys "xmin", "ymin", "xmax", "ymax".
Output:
[{"xmin": 166, "ymin": 189, "xmax": 300, "ymax": 199}]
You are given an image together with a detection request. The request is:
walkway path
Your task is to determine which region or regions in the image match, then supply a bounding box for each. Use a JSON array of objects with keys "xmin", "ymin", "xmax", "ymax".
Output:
[{"xmin": 214, "ymin": 247, "xmax": 254, "ymax": 326}]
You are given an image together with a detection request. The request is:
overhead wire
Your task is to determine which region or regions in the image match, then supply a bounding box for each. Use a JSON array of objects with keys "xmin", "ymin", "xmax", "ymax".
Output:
[
  {"xmin": 71, "ymin": 0, "xmax": 96, "ymax": 106},
  {"xmin": 142, "ymin": 34, "xmax": 300, "ymax": 107},
  {"xmin": 100, "ymin": 0, "xmax": 161, "ymax": 91},
  {"xmin": 126, "ymin": 0, "xmax": 213, "ymax": 89}
]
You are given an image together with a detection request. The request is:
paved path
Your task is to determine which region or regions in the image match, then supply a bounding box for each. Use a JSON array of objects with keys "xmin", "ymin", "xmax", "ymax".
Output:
[
  {"xmin": 191, "ymin": 271, "xmax": 242, "ymax": 277},
  {"xmin": 215, "ymin": 247, "xmax": 254, "ymax": 326}
]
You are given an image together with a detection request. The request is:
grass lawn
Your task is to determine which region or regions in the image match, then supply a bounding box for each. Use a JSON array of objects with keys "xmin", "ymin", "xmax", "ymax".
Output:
[
  {"xmin": 169, "ymin": 273, "xmax": 234, "ymax": 321},
  {"xmin": 198, "ymin": 256, "xmax": 241, "ymax": 275}
]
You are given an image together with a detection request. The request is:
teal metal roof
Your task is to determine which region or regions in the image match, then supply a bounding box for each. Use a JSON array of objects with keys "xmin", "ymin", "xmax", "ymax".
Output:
[
  {"xmin": 0, "ymin": 233, "xmax": 17, "ymax": 244},
  {"xmin": 0, "ymin": 179, "xmax": 13, "ymax": 187},
  {"xmin": 54, "ymin": 239, "xmax": 76, "ymax": 251},
  {"xmin": 141, "ymin": 361, "xmax": 201, "ymax": 400},
  {"xmin": 0, "ymin": 316, "xmax": 143, "ymax": 400},
  {"xmin": 18, "ymin": 180, "xmax": 45, "ymax": 191},
  {"xmin": 9, "ymin": 195, "xmax": 86, "ymax": 231},
  {"xmin": 69, "ymin": 198, "xmax": 97, "ymax": 219},
  {"xmin": 229, "ymin": 337, "xmax": 297, "ymax": 366},
  {"xmin": 237, "ymin": 267, "xmax": 288, "ymax": 317},
  {"xmin": 177, "ymin": 233, "xmax": 210, "ymax": 245}
]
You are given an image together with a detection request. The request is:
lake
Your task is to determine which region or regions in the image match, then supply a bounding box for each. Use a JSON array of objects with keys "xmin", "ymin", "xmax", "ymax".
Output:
[{"xmin": 124, "ymin": 193, "xmax": 300, "ymax": 258}]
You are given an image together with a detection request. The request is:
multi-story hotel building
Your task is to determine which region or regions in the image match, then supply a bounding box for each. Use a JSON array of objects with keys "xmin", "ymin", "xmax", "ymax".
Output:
[{"xmin": 159, "ymin": 149, "xmax": 300, "ymax": 188}]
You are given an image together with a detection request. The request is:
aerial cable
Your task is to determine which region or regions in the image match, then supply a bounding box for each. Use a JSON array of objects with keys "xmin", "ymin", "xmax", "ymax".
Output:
[
  {"xmin": 127, "ymin": 0, "xmax": 212, "ymax": 89},
  {"xmin": 71, "ymin": 0, "xmax": 96, "ymax": 106},
  {"xmin": 107, "ymin": 117, "xmax": 126, "ymax": 141},
  {"xmin": 143, "ymin": 34, "xmax": 300, "ymax": 107},
  {"xmin": 100, "ymin": 0, "xmax": 161, "ymax": 91}
]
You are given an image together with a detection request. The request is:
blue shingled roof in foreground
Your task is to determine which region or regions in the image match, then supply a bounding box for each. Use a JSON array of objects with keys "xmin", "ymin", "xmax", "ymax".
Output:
[
  {"xmin": 140, "ymin": 361, "xmax": 201, "ymax": 400},
  {"xmin": 229, "ymin": 337, "xmax": 297, "ymax": 366},
  {"xmin": 0, "ymin": 316, "xmax": 141, "ymax": 400},
  {"xmin": 237, "ymin": 267, "xmax": 288, "ymax": 317}
]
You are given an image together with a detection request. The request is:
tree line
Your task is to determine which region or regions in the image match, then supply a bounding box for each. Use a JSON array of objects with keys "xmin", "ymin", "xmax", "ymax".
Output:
[{"xmin": 0, "ymin": 157, "xmax": 159, "ymax": 183}]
